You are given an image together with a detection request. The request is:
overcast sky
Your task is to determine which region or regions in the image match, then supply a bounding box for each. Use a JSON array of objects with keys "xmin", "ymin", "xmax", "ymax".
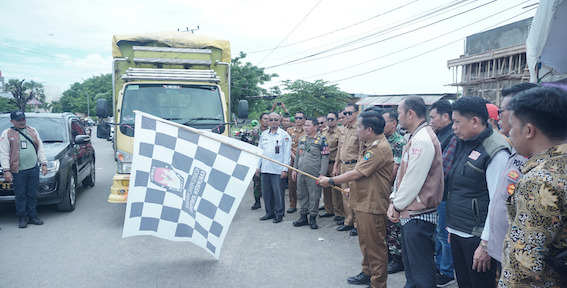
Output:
[{"xmin": 0, "ymin": 0, "xmax": 538, "ymax": 101}]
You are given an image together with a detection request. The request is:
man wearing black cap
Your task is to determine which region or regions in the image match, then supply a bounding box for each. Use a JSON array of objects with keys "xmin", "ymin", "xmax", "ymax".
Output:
[{"xmin": 0, "ymin": 111, "xmax": 48, "ymax": 228}]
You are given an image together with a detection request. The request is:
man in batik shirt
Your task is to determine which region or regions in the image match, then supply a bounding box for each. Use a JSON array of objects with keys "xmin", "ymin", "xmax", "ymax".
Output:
[{"xmin": 499, "ymin": 86, "xmax": 567, "ymax": 287}]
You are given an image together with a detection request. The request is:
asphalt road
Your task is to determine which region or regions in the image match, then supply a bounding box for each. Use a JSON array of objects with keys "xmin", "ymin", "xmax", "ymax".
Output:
[{"xmin": 0, "ymin": 128, "xmax": 458, "ymax": 288}]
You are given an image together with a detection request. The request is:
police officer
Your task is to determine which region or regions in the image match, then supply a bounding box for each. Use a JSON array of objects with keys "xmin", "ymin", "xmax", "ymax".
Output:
[
  {"xmin": 333, "ymin": 104, "xmax": 361, "ymax": 233},
  {"xmin": 319, "ymin": 110, "xmax": 394, "ymax": 288},
  {"xmin": 291, "ymin": 117, "xmax": 329, "ymax": 229}
]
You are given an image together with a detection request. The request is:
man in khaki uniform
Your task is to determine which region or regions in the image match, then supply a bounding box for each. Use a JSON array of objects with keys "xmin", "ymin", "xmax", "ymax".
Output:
[
  {"xmin": 320, "ymin": 112, "xmax": 344, "ymax": 221},
  {"xmin": 320, "ymin": 110, "xmax": 393, "ymax": 288},
  {"xmin": 333, "ymin": 104, "xmax": 361, "ymax": 233},
  {"xmin": 291, "ymin": 117, "xmax": 329, "ymax": 229},
  {"xmin": 286, "ymin": 112, "xmax": 306, "ymax": 213}
]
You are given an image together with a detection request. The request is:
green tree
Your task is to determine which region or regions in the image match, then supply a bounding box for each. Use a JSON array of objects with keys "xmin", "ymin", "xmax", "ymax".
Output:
[
  {"xmin": 54, "ymin": 74, "xmax": 112, "ymax": 115},
  {"xmin": 231, "ymin": 52, "xmax": 278, "ymax": 119},
  {"xmin": 278, "ymin": 79, "xmax": 350, "ymax": 117},
  {"xmin": 4, "ymin": 79, "xmax": 46, "ymax": 112}
]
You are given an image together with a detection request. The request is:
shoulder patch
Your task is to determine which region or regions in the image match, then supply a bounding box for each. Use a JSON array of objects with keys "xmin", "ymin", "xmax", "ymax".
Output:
[{"xmin": 364, "ymin": 151, "xmax": 372, "ymax": 160}]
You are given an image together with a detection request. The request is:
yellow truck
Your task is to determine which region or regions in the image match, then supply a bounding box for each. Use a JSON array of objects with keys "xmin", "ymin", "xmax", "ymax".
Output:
[{"xmin": 96, "ymin": 31, "xmax": 246, "ymax": 203}]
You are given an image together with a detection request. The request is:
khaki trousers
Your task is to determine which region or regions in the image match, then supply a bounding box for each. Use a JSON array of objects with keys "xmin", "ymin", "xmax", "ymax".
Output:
[
  {"xmin": 288, "ymin": 160, "xmax": 297, "ymax": 209},
  {"xmin": 357, "ymin": 211, "xmax": 388, "ymax": 288},
  {"xmin": 323, "ymin": 162, "xmax": 344, "ymax": 216},
  {"xmin": 340, "ymin": 163, "xmax": 356, "ymax": 226}
]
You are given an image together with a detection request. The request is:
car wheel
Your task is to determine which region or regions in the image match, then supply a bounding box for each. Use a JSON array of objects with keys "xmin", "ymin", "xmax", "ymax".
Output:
[
  {"xmin": 57, "ymin": 172, "xmax": 76, "ymax": 212},
  {"xmin": 82, "ymin": 161, "xmax": 95, "ymax": 188}
]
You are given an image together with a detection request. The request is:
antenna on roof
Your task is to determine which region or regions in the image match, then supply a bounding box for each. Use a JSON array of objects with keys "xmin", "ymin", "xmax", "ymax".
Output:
[{"xmin": 177, "ymin": 26, "xmax": 200, "ymax": 34}]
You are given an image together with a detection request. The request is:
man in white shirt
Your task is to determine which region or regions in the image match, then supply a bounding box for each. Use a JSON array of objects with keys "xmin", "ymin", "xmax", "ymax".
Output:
[{"xmin": 255, "ymin": 112, "xmax": 292, "ymax": 224}]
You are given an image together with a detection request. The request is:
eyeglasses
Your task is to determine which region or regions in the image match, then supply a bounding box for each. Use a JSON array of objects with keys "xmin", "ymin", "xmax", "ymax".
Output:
[
  {"xmin": 269, "ymin": 118, "xmax": 279, "ymax": 122},
  {"xmin": 344, "ymin": 111, "xmax": 354, "ymax": 115},
  {"xmin": 318, "ymin": 122, "xmax": 325, "ymax": 125},
  {"xmin": 327, "ymin": 118, "xmax": 336, "ymax": 121},
  {"xmin": 295, "ymin": 117, "xmax": 304, "ymax": 120}
]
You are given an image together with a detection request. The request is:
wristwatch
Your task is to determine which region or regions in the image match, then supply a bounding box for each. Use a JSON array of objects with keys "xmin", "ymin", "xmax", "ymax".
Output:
[
  {"xmin": 480, "ymin": 240, "xmax": 488, "ymax": 252},
  {"xmin": 328, "ymin": 177, "xmax": 334, "ymax": 186}
]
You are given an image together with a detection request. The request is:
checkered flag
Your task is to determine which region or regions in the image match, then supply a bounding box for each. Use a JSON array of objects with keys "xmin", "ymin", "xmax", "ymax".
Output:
[{"xmin": 123, "ymin": 111, "xmax": 262, "ymax": 259}]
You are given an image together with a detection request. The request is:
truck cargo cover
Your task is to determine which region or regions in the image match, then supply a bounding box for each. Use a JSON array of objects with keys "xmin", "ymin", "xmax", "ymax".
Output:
[{"xmin": 112, "ymin": 31, "xmax": 230, "ymax": 63}]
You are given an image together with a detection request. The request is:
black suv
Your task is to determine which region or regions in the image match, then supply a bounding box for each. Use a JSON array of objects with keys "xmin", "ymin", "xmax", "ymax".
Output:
[{"xmin": 0, "ymin": 113, "xmax": 96, "ymax": 211}]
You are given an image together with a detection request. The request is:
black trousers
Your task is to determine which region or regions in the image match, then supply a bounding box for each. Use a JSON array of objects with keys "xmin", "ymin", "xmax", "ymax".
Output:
[
  {"xmin": 451, "ymin": 234, "xmax": 497, "ymax": 288},
  {"xmin": 401, "ymin": 219, "xmax": 437, "ymax": 288}
]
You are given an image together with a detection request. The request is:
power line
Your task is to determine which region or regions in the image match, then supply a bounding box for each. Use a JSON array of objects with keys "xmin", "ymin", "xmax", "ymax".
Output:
[
  {"xmin": 256, "ymin": 0, "xmax": 324, "ymax": 66},
  {"xmin": 303, "ymin": 1, "xmax": 533, "ymax": 79},
  {"xmin": 259, "ymin": 0, "xmax": 472, "ymax": 64},
  {"xmin": 246, "ymin": 0, "xmax": 419, "ymax": 54},
  {"xmin": 0, "ymin": 42, "xmax": 108, "ymax": 67},
  {"xmin": 265, "ymin": 0, "xmax": 498, "ymax": 69},
  {"xmin": 329, "ymin": 6, "xmax": 536, "ymax": 84}
]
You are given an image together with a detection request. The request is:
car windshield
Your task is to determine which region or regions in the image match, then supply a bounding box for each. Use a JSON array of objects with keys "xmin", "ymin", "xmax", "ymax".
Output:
[
  {"xmin": 120, "ymin": 84, "xmax": 224, "ymax": 129},
  {"xmin": 0, "ymin": 117, "xmax": 67, "ymax": 142}
]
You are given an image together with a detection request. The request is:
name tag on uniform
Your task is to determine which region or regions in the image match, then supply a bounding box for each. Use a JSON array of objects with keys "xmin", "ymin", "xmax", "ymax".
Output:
[
  {"xmin": 21, "ymin": 141, "xmax": 27, "ymax": 149},
  {"xmin": 468, "ymin": 150, "xmax": 481, "ymax": 161}
]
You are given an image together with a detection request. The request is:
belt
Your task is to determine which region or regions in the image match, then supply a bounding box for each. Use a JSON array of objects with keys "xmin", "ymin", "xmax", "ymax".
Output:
[
  {"xmin": 329, "ymin": 160, "xmax": 336, "ymax": 164},
  {"xmin": 341, "ymin": 160, "xmax": 357, "ymax": 165}
]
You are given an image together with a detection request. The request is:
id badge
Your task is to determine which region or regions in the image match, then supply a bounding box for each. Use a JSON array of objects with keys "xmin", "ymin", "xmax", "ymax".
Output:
[
  {"xmin": 21, "ymin": 141, "xmax": 27, "ymax": 149},
  {"xmin": 275, "ymin": 140, "xmax": 280, "ymax": 154}
]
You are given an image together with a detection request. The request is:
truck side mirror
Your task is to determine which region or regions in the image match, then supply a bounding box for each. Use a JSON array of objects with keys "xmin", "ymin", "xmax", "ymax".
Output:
[
  {"xmin": 97, "ymin": 123, "xmax": 111, "ymax": 139},
  {"xmin": 96, "ymin": 99, "xmax": 110, "ymax": 118},
  {"xmin": 237, "ymin": 100, "xmax": 249, "ymax": 119}
]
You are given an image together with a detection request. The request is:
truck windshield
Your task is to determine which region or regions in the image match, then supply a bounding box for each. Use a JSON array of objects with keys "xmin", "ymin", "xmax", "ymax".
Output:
[{"xmin": 120, "ymin": 84, "xmax": 224, "ymax": 130}]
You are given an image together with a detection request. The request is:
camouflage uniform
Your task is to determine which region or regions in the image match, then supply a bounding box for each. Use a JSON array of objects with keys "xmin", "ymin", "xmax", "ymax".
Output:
[{"xmin": 386, "ymin": 131, "xmax": 406, "ymax": 256}]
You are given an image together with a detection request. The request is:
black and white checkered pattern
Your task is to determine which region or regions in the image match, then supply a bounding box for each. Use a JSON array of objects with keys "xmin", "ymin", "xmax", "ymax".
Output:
[{"xmin": 123, "ymin": 111, "xmax": 262, "ymax": 259}]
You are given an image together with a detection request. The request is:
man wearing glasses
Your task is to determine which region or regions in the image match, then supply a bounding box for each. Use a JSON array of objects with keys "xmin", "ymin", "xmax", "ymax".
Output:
[
  {"xmin": 333, "ymin": 104, "xmax": 361, "ymax": 234},
  {"xmin": 286, "ymin": 112, "xmax": 306, "ymax": 214},
  {"xmin": 256, "ymin": 112, "xmax": 292, "ymax": 224},
  {"xmin": 320, "ymin": 112, "xmax": 345, "ymax": 222},
  {"xmin": 317, "ymin": 116, "xmax": 327, "ymax": 132}
]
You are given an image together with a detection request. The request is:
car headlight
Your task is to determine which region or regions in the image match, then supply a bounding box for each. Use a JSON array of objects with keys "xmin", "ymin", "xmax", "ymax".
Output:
[
  {"xmin": 45, "ymin": 160, "xmax": 60, "ymax": 174},
  {"xmin": 116, "ymin": 150, "xmax": 132, "ymax": 174}
]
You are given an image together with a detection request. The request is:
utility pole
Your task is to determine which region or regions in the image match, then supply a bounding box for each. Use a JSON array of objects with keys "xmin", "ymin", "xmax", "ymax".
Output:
[{"xmin": 178, "ymin": 26, "xmax": 200, "ymax": 34}]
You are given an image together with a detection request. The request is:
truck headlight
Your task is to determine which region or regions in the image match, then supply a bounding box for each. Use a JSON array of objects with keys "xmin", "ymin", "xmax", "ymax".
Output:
[{"xmin": 116, "ymin": 150, "xmax": 133, "ymax": 174}]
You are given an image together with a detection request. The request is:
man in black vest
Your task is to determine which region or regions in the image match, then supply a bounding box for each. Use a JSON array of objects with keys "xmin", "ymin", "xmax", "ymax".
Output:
[{"xmin": 445, "ymin": 97, "xmax": 510, "ymax": 288}]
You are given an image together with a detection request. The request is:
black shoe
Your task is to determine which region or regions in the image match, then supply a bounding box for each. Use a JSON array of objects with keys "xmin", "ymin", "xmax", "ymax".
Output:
[
  {"xmin": 336, "ymin": 219, "xmax": 345, "ymax": 226},
  {"xmin": 251, "ymin": 197, "xmax": 261, "ymax": 210},
  {"xmin": 18, "ymin": 216, "xmax": 27, "ymax": 228},
  {"xmin": 309, "ymin": 215, "xmax": 318, "ymax": 229},
  {"xmin": 319, "ymin": 212, "xmax": 335, "ymax": 218},
  {"xmin": 333, "ymin": 215, "xmax": 345, "ymax": 222},
  {"xmin": 347, "ymin": 272, "xmax": 371, "ymax": 285},
  {"xmin": 272, "ymin": 216, "xmax": 283, "ymax": 223},
  {"xmin": 387, "ymin": 255, "xmax": 405, "ymax": 274},
  {"xmin": 27, "ymin": 216, "xmax": 44, "ymax": 225},
  {"xmin": 436, "ymin": 273, "xmax": 456, "ymax": 287},
  {"xmin": 259, "ymin": 214, "xmax": 275, "ymax": 221},
  {"xmin": 293, "ymin": 214, "xmax": 309, "ymax": 227},
  {"xmin": 349, "ymin": 227, "xmax": 358, "ymax": 236},
  {"xmin": 287, "ymin": 208, "xmax": 297, "ymax": 213},
  {"xmin": 337, "ymin": 225, "xmax": 354, "ymax": 231}
]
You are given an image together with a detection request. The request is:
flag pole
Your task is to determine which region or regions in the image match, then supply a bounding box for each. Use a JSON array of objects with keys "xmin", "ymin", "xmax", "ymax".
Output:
[{"xmin": 133, "ymin": 111, "xmax": 348, "ymax": 194}]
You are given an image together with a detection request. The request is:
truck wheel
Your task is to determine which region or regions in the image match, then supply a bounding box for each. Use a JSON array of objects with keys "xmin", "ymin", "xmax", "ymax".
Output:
[
  {"xmin": 82, "ymin": 162, "xmax": 95, "ymax": 188},
  {"xmin": 57, "ymin": 173, "xmax": 76, "ymax": 212}
]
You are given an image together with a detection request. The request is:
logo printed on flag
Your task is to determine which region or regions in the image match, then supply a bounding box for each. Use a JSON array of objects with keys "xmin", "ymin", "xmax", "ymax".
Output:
[{"xmin": 123, "ymin": 111, "xmax": 262, "ymax": 259}]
